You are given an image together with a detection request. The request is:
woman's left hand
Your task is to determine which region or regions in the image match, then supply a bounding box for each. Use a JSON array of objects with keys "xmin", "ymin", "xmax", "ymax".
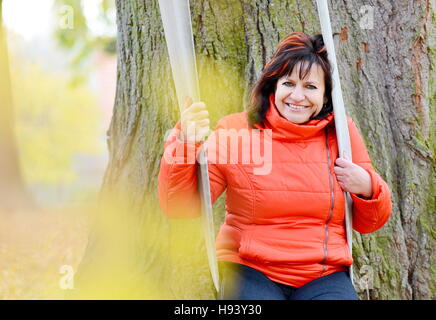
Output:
[{"xmin": 334, "ymin": 153, "xmax": 373, "ymax": 198}]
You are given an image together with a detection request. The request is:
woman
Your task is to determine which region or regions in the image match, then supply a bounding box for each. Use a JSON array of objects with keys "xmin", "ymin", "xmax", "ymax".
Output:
[{"xmin": 158, "ymin": 32, "xmax": 392, "ymax": 300}]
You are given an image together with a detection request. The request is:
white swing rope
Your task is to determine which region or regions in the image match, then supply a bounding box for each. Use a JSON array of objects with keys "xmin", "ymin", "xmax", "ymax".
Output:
[
  {"xmin": 157, "ymin": 0, "xmax": 220, "ymax": 292},
  {"xmin": 316, "ymin": 0, "xmax": 354, "ymax": 284}
]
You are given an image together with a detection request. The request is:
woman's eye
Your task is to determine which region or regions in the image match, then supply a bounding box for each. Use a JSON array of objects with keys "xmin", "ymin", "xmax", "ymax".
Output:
[
  {"xmin": 306, "ymin": 85, "xmax": 317, "ymax": 90},
  {"xmin": 283, "ymin": 81, "xmax": 294, "ymax": 87}
]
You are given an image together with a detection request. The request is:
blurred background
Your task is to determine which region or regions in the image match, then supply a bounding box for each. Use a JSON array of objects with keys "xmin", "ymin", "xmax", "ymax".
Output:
[
  {"xmin": 4, "ymin": 0, "xmax": 116, "ymax": 206},
  {"xmin": 1, "ymin": 0, "xmax": 433, "ymax": 301},
  {"xmin": 0, "ymin": 0, "xmax": 116, "ymax": 298}
]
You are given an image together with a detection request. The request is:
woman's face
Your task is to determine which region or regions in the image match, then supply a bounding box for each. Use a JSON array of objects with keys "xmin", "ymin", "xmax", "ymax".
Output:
[{"xmin": 274, "ymin": 61, "xmax": 327, "ymax": 124}]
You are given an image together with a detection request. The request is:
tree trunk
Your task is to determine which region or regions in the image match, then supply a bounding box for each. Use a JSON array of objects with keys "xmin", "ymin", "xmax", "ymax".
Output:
[
  {"xmin": 329, "ymin": 0, "xmax": 434, "ymax": 300},
  {"xmin": 0, "ymin": 0, "xmax": 34, "ymax": 212},
  {"xmin": 79, "ymin": 0, "xmax": 434, "ymax": 299}
]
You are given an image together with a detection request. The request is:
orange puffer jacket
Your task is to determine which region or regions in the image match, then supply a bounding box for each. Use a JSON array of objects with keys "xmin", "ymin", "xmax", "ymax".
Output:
[{"xmin": 158, "ymin": 98, "xmax": 392, "ymax": 288}]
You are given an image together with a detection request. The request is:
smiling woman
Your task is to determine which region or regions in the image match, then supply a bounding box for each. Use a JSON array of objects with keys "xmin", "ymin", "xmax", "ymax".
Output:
[
  {"xmin": 274, "ymin": 62, "xmax": 327, "ymax": 124},
  {"xmin": 158, "ymin": 32, "xmax": 392, "ymax": 300},
  {"xmin": 248, "ymin": 33, "xmax": 333, "ymax": 127}
]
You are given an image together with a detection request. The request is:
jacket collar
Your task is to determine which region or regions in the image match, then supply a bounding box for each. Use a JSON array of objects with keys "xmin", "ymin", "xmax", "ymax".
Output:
[{"xmin": 255, "ymin": 93, "xmax": 334, "ymax": 141}]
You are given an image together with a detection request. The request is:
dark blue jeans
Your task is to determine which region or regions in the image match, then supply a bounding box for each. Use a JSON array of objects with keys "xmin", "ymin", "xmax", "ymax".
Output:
[{"xmin": 219, "ymin": 262, "xmax": 358, "ymax": 300}]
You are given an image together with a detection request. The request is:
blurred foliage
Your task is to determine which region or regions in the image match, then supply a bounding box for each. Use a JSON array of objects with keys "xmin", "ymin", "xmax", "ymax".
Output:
[
  {"xmin": 53, "ymin": 0, "xmax": 116, "ymax": 85},
  {"xmin": 0, "ymin": 207, "xmax": 90, "ymax": 299},
  {"xmin": 9, "ymin": 52, "xmax": 103, "ymax": 185},
  {"xmin": 53, "ymin": 0, "xmax": 116, "ymax": 52},
  {"xmin": 0, "ymin": 0, "xmax": 3, "ymax": 24},
  {"xmin": 0, "ymin": 192, "xmax": 220, "ymax": 299}
]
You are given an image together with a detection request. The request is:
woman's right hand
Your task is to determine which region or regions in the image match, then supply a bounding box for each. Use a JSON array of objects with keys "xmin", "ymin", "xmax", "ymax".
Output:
[{"xmin": 180, "ymin": 96, "xmax": 210, "ymax": 143}]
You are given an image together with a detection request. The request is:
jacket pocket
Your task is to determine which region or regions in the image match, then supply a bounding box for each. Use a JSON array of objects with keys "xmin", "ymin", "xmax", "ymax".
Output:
[
  {"xmin": 238, "ymin": 230, "xmax": 251, "ymax": 258},
  {"xmin": 238, "ymin": 230, "xmax": 265, "ymax": 263},
  {"xmin": 343, "ymin": 244, "xmax": 354, "ymax": 265},
  {"xmin": 238, "ymin": 229, "xmax": 323, "ymax": 265}
]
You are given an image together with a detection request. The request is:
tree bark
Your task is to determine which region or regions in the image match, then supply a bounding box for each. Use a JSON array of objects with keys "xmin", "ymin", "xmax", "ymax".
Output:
[
  {"xmin": 329, "ymin": 0, "xmax": 434, "ymax": 300},
  {"xmin": 0, "ymin": 0, "xmax": 34, "ymax": 212},
  {"xmin": 79, "ymin": 0, "xmax": 434, "ymax": 299}
]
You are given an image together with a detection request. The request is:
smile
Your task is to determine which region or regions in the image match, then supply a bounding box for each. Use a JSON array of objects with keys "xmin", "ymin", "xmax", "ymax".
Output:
[{"xmin": 285, "ymin": 103, "xmax": 309, "ymax": 111}]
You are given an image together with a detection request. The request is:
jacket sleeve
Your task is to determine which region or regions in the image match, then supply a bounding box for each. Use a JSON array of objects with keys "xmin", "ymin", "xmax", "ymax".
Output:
[
  {"xmin": 347, "ymin": 117, "xmax": 392, "ymax": 234},
  {"xmin": 157, "ymin": 120, "xmax": 227, "ymax": 218}
]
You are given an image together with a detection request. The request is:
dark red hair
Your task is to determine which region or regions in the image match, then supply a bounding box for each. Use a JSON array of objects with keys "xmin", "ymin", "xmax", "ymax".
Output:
[{"xmin": 247, "ymin": 32, "xmax": 333, "ymax": 127}]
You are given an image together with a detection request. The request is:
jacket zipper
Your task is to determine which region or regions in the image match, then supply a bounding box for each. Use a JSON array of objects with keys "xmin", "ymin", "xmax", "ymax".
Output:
[{"xmin": 321, "ymin": 128, "xmax": 335, "ymax": 275}]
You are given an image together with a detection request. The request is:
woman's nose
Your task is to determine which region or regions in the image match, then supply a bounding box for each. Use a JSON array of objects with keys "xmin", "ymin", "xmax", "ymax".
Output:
[{"xmin": 289, "ymin": 86, "xmax": 305, "ymax": 102}]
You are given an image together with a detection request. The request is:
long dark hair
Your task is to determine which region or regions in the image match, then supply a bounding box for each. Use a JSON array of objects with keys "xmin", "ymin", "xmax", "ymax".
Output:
[{"xmin": 247, "ymin": 32, "xmax": 333, "ymax": 127}]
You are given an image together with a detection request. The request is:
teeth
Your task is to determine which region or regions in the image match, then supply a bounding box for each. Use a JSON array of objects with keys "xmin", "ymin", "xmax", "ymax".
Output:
[{"xmin": 286, "ymin": 103, "xmax": 307, "ymax": 110}]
